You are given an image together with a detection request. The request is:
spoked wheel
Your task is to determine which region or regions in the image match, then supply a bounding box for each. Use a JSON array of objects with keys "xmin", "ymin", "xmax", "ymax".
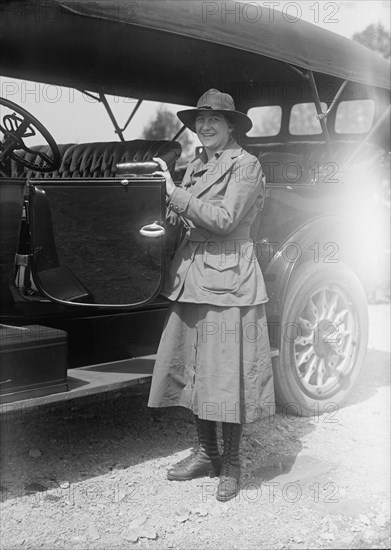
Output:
[{"xmin": 274, "ymin": 262, "xmax": 369, "ymax": 416}]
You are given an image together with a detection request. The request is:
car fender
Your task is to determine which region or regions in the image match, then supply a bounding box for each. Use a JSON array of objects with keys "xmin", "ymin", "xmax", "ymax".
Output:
[{"xmin": 262, "ymin": 214, "xmax": 357, "ymax": 346}]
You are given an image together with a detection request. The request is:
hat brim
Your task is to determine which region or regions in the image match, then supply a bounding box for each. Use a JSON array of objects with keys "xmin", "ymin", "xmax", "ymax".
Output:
[{"xmin": 177, "ymin": 108, "xmax": 252, "ymax": 134}]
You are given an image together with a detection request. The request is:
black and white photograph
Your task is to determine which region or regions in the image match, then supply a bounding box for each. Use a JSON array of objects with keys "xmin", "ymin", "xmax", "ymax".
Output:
[{"xmin": 0, "ymin": 0, "xmax": 390, "ymax": 548}]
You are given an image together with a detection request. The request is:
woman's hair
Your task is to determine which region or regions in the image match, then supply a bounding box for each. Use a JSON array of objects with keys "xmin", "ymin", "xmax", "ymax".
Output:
[
  {"xmin": 226, "ymin": 117, "xmax": 245, "ymax": 146},
  {"xmin": 229, "ymin": 121, "xmax": 244, "ymax": 145},
  {"xmin": 232, "ymin": 127, "xmax": 246, "ymax": 146},
  {"xmin": 221, "ymin": 114, "xmax": 245, "ymax": 146}
]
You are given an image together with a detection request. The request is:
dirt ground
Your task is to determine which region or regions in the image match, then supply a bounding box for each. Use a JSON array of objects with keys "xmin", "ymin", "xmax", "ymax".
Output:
[{"xmin": 0, "ymin": 303, "xmax": 390, "ymax": 550}]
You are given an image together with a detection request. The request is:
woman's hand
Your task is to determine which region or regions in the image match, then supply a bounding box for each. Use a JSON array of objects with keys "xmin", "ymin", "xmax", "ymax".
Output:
[{"xmin": 153, "ymin": 157, "xmax": 176, "ymax": 197}]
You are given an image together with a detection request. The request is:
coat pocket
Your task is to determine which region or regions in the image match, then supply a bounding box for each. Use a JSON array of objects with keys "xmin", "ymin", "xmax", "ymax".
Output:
[{"xmin": 201, "ymin": 251, "xmax": 240, "ymax": 293}]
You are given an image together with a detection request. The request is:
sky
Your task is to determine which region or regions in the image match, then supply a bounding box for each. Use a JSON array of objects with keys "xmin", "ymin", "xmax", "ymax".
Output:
[
  {"xmin": 1, "ymin": 0, "xmax": 390, "ymax": 145},
  {"xmin": 278, "ymin": 0, "xmax": 390, "ymax": 36}
]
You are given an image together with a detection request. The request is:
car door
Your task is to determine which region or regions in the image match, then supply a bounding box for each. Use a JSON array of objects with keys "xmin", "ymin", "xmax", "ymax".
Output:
[{"xmin": 27, "ymin": 176, "xmax": 167, "ymax": 308}]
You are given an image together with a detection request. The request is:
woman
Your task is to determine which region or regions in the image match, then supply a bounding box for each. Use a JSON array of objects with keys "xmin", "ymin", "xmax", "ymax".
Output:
[{"xmin": 148, "ymin": 89, "xmax": 275, "ymax": 502}]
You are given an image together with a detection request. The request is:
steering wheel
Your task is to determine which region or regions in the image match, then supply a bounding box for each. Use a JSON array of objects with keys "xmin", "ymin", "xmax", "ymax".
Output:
[{"xmin": 0, "ymin": 97, "xmax": 61, "ymax": 173}]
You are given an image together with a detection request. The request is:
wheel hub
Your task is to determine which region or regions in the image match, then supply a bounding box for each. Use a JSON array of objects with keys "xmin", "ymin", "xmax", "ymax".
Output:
[{"xmin": 313, "ymin": 318, "xmax": 336, "ymax": 358}]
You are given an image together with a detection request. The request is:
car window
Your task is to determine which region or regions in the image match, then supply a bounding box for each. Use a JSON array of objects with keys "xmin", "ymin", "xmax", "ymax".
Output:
[
  {"xmin": 247, "ymin": 106, "xmax": 282, "ymax": 137},
  {"xmin": 289, "ymin": 102, "xmax": 327, "ymax": 135},
  {"xmin": 335, "ymin": 100, "xmax": 375, "ymax": 134}
]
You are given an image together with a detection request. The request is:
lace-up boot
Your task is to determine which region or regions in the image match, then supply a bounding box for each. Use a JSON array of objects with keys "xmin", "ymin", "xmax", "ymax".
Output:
[
  {"xmin": 216, "ymin": 422, "xmax": 243, "ymax": 501},
  {"xmin": 167, "ymin": 416, "xmax": 222, "ymax": 481}
]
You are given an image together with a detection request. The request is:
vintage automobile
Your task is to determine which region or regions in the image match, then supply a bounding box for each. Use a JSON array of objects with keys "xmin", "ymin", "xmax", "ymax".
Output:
[{"xmin": 0, "ymin": 0, "xmax": 390, "ymax": 415}]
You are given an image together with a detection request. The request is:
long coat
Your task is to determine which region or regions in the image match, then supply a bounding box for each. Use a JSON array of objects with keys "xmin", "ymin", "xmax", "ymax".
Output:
[
  {"xmin": 161, "ymin": 144, "xmax": 268, "ymax": 306},
  {"xmin": 148, "ymin": 142, "xmax": 275, "ymax": 423}
]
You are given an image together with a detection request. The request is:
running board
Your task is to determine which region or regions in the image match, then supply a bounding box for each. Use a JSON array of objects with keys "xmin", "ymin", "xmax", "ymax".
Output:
[{"xmin": 0, "ymin": 348, "xmax": 279, "ymax": 414}]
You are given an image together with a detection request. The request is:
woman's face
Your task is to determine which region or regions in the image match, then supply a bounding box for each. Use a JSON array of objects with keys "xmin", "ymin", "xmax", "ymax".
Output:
[{"xmin": 195, "ymin": 112, "xmax": 233, "ymax": 153}]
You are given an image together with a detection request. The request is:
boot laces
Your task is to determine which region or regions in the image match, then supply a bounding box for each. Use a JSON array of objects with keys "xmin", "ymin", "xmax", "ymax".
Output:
[
  {"xmin": 221, "ymin": 460, "xmax": 232, "ymax": 477},
  {"xmin": 197, "ymin": 429, "xmax": 219, "ymax": 460},
  {"xmin": 221, "ymin": 427, "xmax": 240, "ymax": 476},
  {"xmin": 221, "ymin": 430, "xmax": 234, "ymax": 477}
]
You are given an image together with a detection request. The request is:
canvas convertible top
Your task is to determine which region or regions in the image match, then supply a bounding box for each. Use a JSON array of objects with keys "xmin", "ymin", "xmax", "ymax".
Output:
[{"xmin": 1, "ymin": 0, "xmax": 390, "ymax": 107}]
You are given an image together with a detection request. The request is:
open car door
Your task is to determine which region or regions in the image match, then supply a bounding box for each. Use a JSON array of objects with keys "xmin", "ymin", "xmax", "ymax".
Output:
[{"xmin": 27, "ymin": 176, "xmax": 167, "ymax": 308}]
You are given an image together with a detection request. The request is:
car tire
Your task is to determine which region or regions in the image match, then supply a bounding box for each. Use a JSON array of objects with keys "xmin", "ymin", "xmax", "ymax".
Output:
[{"xmin": 273, "ymin": 261, "xmax": 369, "ymax": 417}]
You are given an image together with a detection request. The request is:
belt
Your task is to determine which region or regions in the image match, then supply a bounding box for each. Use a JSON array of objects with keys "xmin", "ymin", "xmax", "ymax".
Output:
[{"xmin": 185, "ymin": 226, "xmax": 251, "ymax": 242}]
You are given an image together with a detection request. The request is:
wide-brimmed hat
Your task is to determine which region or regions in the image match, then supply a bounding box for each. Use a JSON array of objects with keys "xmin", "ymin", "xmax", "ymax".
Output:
[{"xmin": 177, "ymin": 89, "xmax": 252, "ymax": 134}]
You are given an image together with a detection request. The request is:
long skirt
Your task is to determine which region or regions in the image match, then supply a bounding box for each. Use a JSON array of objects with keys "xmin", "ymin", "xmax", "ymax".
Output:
[{"xmin": 148, "ymin": 301, "xmax": 275, "ymax": 424}]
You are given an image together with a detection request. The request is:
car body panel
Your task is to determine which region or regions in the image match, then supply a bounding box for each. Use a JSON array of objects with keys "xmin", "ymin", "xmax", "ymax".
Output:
[{"xmin": 0, "ymin": 180, "xmax": 25, "ymax": 305}]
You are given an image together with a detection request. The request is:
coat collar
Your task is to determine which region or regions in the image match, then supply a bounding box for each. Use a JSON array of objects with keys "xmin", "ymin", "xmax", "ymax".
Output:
[{"xmin": 188, "ymin": 144, "xmax": 244, "ymax": 198}]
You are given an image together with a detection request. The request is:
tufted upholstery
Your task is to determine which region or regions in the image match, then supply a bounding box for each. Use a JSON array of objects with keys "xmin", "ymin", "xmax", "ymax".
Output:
[{"xmin": 10, "ymin": 139, "xmax": 182, "ymax": 179}]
